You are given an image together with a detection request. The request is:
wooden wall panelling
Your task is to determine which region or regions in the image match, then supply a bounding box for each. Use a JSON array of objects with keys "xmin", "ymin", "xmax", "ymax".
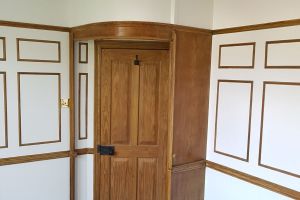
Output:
[
  {"xmin": 212, "ymin": 18, "xmax": 300, "ymax": 35},
  {"xmin": 0, "ymin": 37, "xmax": 6, "ymax": 61},
  {"xmin": 214, "ymin": 80, "xmax": 253, "ymax": 162},
  {"xmin": 18, "ymin": 72, "xmax": 61, "ymax": 146},
  {"xmin": 171, "ymin": 161, "xmax": 206, "ymax": 200},
  {"xmin": 0, "ymin": 20, "xmax": 70, "ymax": 32},
  {"xmin": 259, "ymin": 81, "xmax": 300, "ymax": 178},
  {"xmin": 17, "ymin": 38, "xmax": 61, "ymax": 63},
  {"xmin": 218, "ymin": 43, "xmax": 256, "ymax": 68},
  {"xmin": 78, "ymin": 73, "xmax": 88, "ymax": 140},
  {"xmin": 0, "ymin": 151, "xmax": 70, "ymax": 166},
  {"xmin": 79, "ymin": 42, "xmax": 88, "ymax": 63},
  {"xmin": 265, "ymin": 39, "xmax": 300, "ymax": 69},
  {"xmin": 0, "ymin": 72, "xmax": 8, "ymax": 148},
  {"xmin": 172, "ymin": 30, "xmax": 211, "ymax": 166}
]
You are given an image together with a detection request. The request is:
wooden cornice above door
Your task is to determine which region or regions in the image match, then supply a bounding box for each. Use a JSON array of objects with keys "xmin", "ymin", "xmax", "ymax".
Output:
[{"xmin": 71, "ymin": 21, "xmax": 212, "ymax": 40}]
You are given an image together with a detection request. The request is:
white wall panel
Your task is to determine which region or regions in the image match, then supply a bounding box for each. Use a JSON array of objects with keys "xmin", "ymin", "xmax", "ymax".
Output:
[
  {"xmin": 75, "ymin": 40, "xmax": 94, "ymax": 149},
  {"xmin": 215, "ymin": 81, "xmax": 252, "ymax": 161},
  {"xmin": 205, "ymin": 168, "xmax": 292, "ymax": 200},
  {"xmin": 75, "ymin": 155, "xmax": 93, "ymax": 200},
  {"xmin": 208, "ymin": 25, "xmax": 300, "ymax": 193},
  {"xmin": 19, "ymin": 73, "xmax": 61, "ymax": 146},
  {"xmin": 0, "ymin": 38, "xmax": 5, "ymax": 60},
  {"xmin": 0, "ymin": 158, "xmax": 70, "ymax": 200},
  {"xmin": 17, "ymin": 39, "xmax": 61, "ymax": 62},
  {"xmin": 266, "ymin": 40, "xmax": 300, "ymax": 68},
  {"xmin": 0, "ymin": 26, "xmax": 69, "ymax": 158},
  {"xmin": 219, "ymin": 43, "xmax": 255, "ymax": 68},
  {"xmin": 79, "ymin": 73, "xmax": 88, "ymax": 140},
  {"xmin": 260, "ymin": 83, "xmax": 300, "ymax": 177},
  {"xmin": 0, "ymin": 72, "xmax": 7, "ymax": 148}
]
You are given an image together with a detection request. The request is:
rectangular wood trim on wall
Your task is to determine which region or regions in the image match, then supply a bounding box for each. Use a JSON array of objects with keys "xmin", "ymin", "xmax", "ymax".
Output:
[
  {"xmin": 259, "ymin": 81, "xmax": 300, "ymax": 178},
  {"xmin": 0, "ymin": 37, "xmax": 6, "ymax": 61},
  {"xmin": 18, "ymin": 72, "xmax": 62, "ymax": 146},
  {"xmin": 79, "ymin": 42, "xmax": 88, "ymax": 63},
  {"xmin": 78, "ymin": 73, "xmax": 88, "ymax": 140},
  {"xmin": 17, "ymin": 38, "xmax": 61, "ymax": 63},
  {"xmin": 214, "ymin": 80, "xmax": 253, "ymax": 162},
  {"xmin": 265, "ymin": 39, "xmax": 300, "ymax": 69},
  {"xmin": 0, "ymin": 72, "xmax": 8, "ymax": 148},
  {"xmin": 218, "ymin": 43, "xmax": 256, "ymax": 69}
]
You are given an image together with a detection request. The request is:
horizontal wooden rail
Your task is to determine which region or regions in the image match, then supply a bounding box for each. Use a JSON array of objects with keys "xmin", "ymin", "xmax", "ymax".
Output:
[
  {"xmin": 76, "ymin": 148, "xmax": 95, "ymax": 155},
  {"xmin": 0, "ymin": 20, "xmax": 70, "ymax": 32},
  {"xmin": 213, "ymin": 18, "xmax": 300, "ymax": 35},
  {"xmin": 206, "ymin": 161, "xmax": 300, "ymax": 199},
  {"xmin": 0, "ymin": 151, "xmax": 70, "ymax": 166},
  {"xmin": 172, "ymin": 160, "xmax": 206, "ymax": 173}
]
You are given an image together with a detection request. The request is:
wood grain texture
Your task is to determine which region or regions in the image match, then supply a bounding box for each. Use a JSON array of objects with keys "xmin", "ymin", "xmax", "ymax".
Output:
[
  {"xmin": 0, "ymin": 151, "xmax": 70, "ymax": 166},
  {"xmin": 172, "ymin": 30, "xmax": 211, "ymax": 166},
  {"xmin": 213, "ymin": 18, "xmax": 300, "ymax": 35},
  {"xmin": 75, "ymin": 148, "xmax": 95, "ymax": 155},
  {"xmin": 0, "ymin": 20, "xmax": 70, "ymax": 32},
  {"xmin": 206, "ymin": 161, "xmax": 300, "ymax": 200},
  {"xmin": 96, "ymin": 46, "xmax": 170, "ymax": 200},
  {"xmin": 171, "ymin": 161, "xmax": 206, "ymax": 200},
  {"xmin": 71, "ymin": 21, "xmax": 211, "ymax": 40}
]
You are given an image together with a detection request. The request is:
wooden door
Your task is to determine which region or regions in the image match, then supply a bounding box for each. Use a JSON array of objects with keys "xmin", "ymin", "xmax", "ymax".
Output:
[{"xmin": 97, "ymin": 48, "xmax": 170, "ymax": 200}]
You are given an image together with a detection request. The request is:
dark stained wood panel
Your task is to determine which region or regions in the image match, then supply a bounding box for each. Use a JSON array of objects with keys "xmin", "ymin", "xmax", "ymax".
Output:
[{"xmin": 172, "ymin": 30, "xmax": 212, "ymax": 166}]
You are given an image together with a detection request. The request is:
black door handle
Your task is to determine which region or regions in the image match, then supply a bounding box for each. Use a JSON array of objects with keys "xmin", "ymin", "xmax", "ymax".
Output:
[{"xmin": 97, "ymin": 145, "xmax": 115, "ymax": 156}]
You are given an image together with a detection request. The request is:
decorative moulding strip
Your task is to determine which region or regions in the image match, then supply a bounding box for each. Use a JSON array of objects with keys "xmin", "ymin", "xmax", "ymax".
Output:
[
  {"xmin": 265, "ymin": 39, "xmax": 300, "ymax": 69},
  {"xmin": 213, "ymin": 18, "xmax": 300, "ymax": 35},
  {"xmin": 214, "ymin": 80, "xmax": 253, "ymax": 162},
  {"xmin": 0, "ymin": 37, "xmax": 6, "ymax": 61},
  {"xmin": 75, "ymin": 148, "xmax": 94, "ymax": 155},
  {"xmin": 18, "ymin": 72, "xmax": 62, "ymax": 146},
  {"xmin": 172, "ymin": 160, "xmax": 206, "ymax": 174},
  {"xmin": 259, "ymin": 81, "xmax": 300, "ymax": 178},
  {"xmin": 0, "ymin": 72, "xmax": 8, "ymax": 149},
  {"xmin": 0, "ymin": 151, "xmax": 70, "ymax": 166},
  {"xmin": 206, "ymin": 161, "xmax": 300, "ymax": 200},
  {"xmin": 17, "ymin": 38, "xmax": 61, "ymax": 63},
  {"xmin": 78, "ymin": 73, "xmax": 88, "ymax": 140},
  {"xmin": 0, "ymin": 20, "xmax": 70, "ymax": 32},
  {"xmin": 218, "ymin": 43, "xmax": 256, "ymax": 69},
  {"xmin": 79, "ymin": 42, "xmax": 88, "ymax": 63}
]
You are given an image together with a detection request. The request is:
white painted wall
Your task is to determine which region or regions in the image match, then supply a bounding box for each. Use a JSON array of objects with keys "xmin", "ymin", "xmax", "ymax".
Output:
[
  {"xmin": 213, "ymin": 0, "xmax": 300, "ymax": 29},
  {"xmin": 205, "ymin": 168, "xmax": 292, "ymax": 200},
  {"xmin": 174, "ymin": 0, "xmax": 213, "ymax": 29},
  {"xmin": 0, "ymin": 0, "xmax": 68, "ymax": 26}
]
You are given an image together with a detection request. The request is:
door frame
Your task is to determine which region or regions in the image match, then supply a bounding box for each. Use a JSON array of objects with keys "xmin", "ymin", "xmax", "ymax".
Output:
[{"xmin": 93, "ymin": 40, "xmax": 174, "ymax": 200}]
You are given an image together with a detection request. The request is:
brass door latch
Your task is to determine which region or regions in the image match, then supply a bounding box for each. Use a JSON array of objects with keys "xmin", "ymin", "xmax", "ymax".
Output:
[{"xmin": 60, "ymin": 98, "xmax": 70, "ymax": 108}]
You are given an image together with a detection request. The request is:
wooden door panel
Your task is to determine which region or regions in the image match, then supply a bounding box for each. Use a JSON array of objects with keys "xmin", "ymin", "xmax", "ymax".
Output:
[
  {"xmin": 98, "ymin": 48, "xmax": 169, "ymax": 200},
  {"xmin": 111, "ymin": 158, "xmax": 137, "ymax": 200},
  {"xmin": 138, "ymin": 63, "xmax": 160, "ymax": 145},
  {"xmin": 137, "ymin": 158, "xmax": 158, "ymax": 200},
  {"xmin": 111, "ymin": 61, "xmax": 131, "ymax": 145}
]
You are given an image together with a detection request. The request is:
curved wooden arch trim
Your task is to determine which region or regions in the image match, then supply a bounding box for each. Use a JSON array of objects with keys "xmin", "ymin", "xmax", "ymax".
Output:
[{"xmin": 71, "ymin": 21, "xmax": 212, "ymax": 40}]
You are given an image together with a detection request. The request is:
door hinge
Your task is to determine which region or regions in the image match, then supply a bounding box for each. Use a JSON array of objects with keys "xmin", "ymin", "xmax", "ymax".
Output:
[{"xmin": 60, "ymin": 98, "xmax": 70, "ymax": 108}]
